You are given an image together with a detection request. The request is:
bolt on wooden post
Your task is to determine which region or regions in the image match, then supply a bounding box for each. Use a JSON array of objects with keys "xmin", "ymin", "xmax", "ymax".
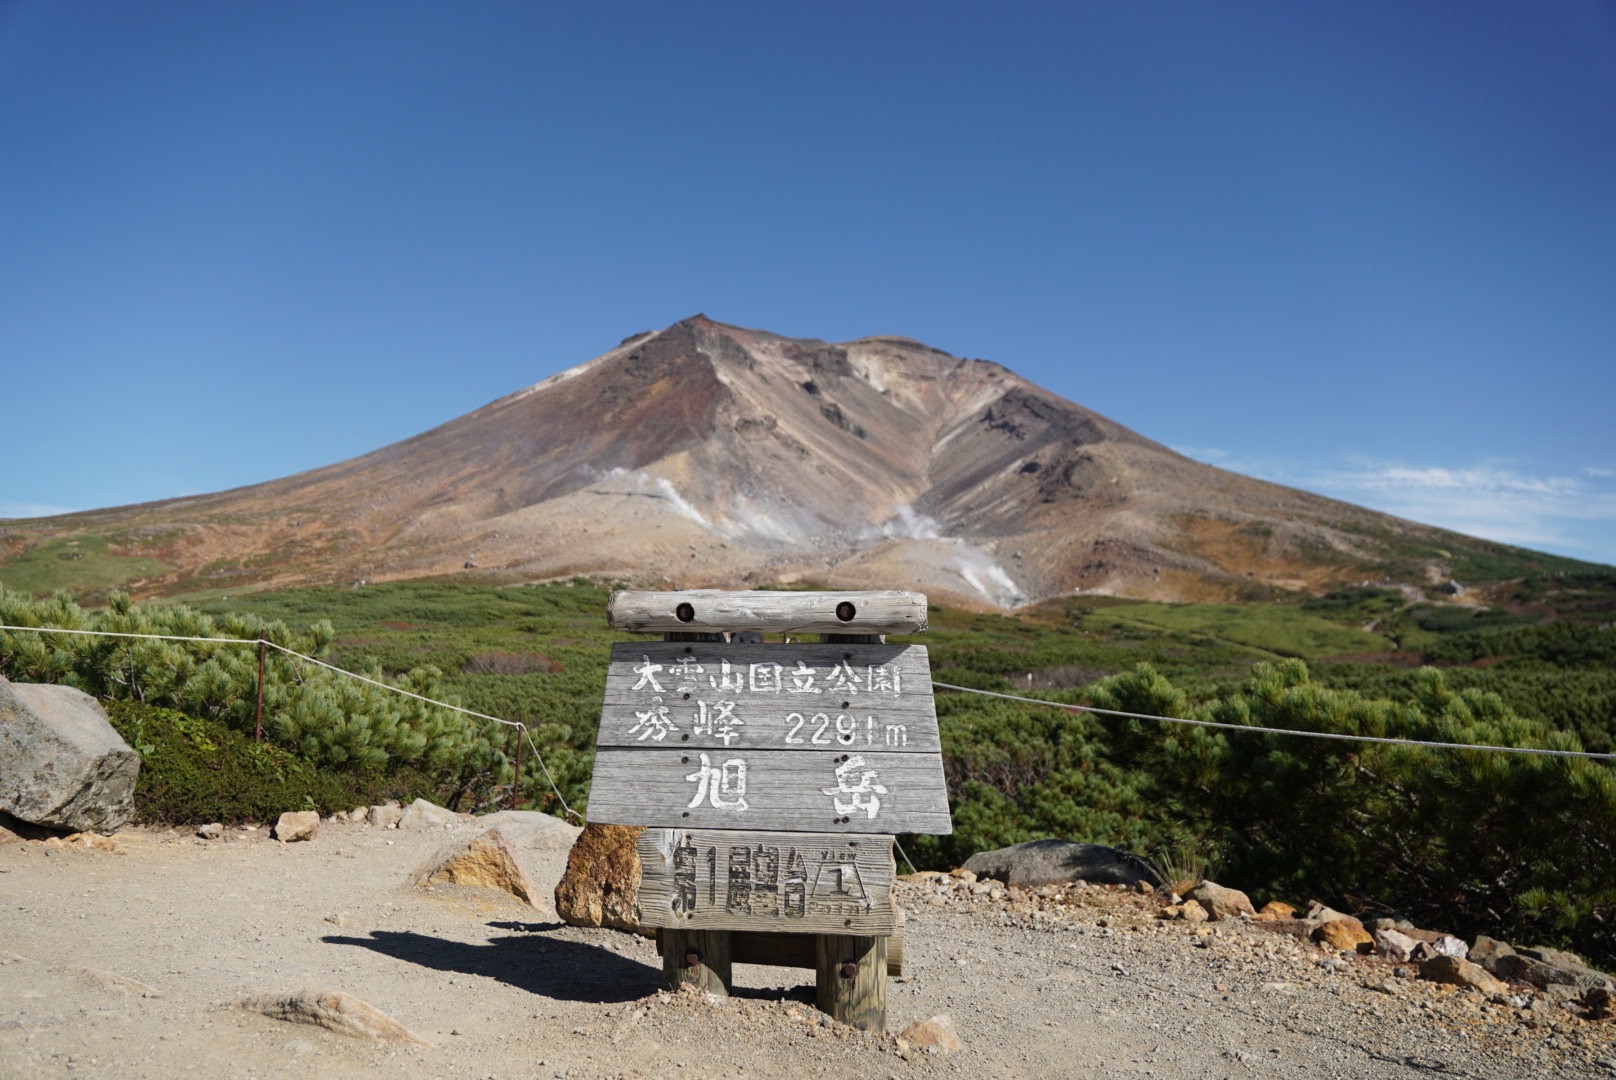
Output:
[{"xmin": 588, "ymin": 589, "xmax": 953, "ymax": 1031}]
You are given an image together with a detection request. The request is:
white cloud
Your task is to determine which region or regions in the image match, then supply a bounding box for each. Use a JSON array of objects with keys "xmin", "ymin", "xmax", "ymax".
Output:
[
  {"xmin": 0, "ymin": 500, "xmax": 76, "ymax": 519},
  {"xmin": 1173, "ymin": 449, "xmax": 1616, "ymax": 564}
]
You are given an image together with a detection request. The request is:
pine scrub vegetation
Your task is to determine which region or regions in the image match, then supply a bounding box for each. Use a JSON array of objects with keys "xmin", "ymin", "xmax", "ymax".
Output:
[
  {"xmin": 919, "ymin": 658, "xmax": 1616, "ymax": 969},
  {"xmin": 0, "ymin": 588, "xmax": 515, "ymax": 813}
]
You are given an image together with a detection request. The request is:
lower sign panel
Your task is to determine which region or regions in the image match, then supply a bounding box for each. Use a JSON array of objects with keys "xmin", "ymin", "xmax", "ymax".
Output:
[
  {"xmin": 638, "ymin": 828, "xmax": 896, "ymax": 934},
  {"xmin": 586, "ymin": 748, "xmax": 951, "ymax": 834}
]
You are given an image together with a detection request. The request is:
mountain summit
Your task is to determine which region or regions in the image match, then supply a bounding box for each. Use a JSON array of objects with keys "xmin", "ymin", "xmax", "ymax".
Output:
[{"xmin": 1, "ymin": 316, "xmax": 1563, "ymax": 606}]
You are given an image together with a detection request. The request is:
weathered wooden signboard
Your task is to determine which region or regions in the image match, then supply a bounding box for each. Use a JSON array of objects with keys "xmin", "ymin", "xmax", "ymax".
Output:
[
  {"xmin": 586, "ymin": 642, "xmax": 949, "ymax": 834},
  {"xmin": 636, "ymin": 828, "xmax": 896, "ymax": 934},
  {"xmin": 586, "ymin": 589, "xmax": 953, "ymax": 1031}
]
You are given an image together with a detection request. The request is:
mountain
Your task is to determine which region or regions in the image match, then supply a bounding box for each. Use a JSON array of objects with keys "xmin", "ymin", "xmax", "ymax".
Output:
[{"xmin": 0, "ymin": 316, "xmax": 1585, "ymax": 608}]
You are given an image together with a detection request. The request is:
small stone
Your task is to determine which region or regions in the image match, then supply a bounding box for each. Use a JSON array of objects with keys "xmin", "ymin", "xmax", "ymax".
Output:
[
  {"xmin": 898, "ymin": 1014, "xmax": 961, "ymax": 1054},
  {"xmin": 368, "ymin": 802, "xmax": 404, "ymax": 829},
  {"xmin": 1179, "ymin": 900, "xmax": 1209, "ymax": 923},
  {"xmin": 1419, "ymin": 955, "xmax": 1508, "ymax": 996},
  {"xmin": 1258, "ymin": 901, "xmax": 1296, "ymax": 919},
  {"xmin": 56, "ymin": 965, "xmax": 161, "ymax": 997},
  {"xmin": 398, "ymin": 798, "xmax": 458, "ymax": 830},
  {"xmin": 1469, "ymin": 935, "xmax": 1515, "ymax": 973},
  {"xmin": 272, "ymin": 811, "xmax": 320, "ymax": 842},
  {"xmin": 1364, "ymin": 978, "xmax": 1400, "ymax": 996},
  {"xmin": 1374, "ymin": 928, "xmax": 1419, "ymax": 963},
  {"xmin": 1189, "ymin": 881, "xmax": 1255, "ymax": 921},
  {"xmin": 1304, "ymin": 901, "xmax": 1353, "ymax": 923},
  {"xmin": 950, "ymin": 869, "xmax": 978, "ymax": 885},
  {"xmin": 348, "ymin": 807, "xmax": 368, "ymax": 823},
  {"xmin": 235, "ymin": 989, "xmax": 430, "ymax": 1043},
  {"xmin": 196, "ymin": 823, "xmax": 224, "ymax": 840}
]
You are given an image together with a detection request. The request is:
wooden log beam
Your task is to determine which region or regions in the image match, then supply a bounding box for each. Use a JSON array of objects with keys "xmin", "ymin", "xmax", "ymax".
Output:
[
  {"xmin": 608, "ymin": 590, "xmax": 927, "ymax": 636},
  {"xmin": 729, "ymin": 930, "xmax": 902, "ymax": 977}
]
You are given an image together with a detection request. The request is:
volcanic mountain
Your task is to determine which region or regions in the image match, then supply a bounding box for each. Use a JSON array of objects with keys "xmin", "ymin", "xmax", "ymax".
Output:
[{"xmin": 0, "ymin": 316, "xmax": 1570, "ymax": 608}]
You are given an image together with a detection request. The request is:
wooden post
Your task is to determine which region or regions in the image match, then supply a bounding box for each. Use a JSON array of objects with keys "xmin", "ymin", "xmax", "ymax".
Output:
[
  {"xmin": 660, "ymin": 927, "xmax": 733, "ymax": 996},
  {"xmin": 254, "ymin": 633, "xmax": 266, "ymax": 743},
  {"xmin": 815, "ymin": 934, "xmax": 886, "ymax": 1031},
  {"xmin": 815, "ymin": 629, "xmax": 891, "ymax": 1027},
  {"xmin": 511, "ymin": 724, "xmax": 524, "ymax": 809}
]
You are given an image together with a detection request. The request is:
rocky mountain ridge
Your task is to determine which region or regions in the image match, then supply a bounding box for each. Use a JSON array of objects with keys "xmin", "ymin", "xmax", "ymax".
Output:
[{"xmin": 0, "ymin": 315, "xmax": 1569, "ymax": 607}]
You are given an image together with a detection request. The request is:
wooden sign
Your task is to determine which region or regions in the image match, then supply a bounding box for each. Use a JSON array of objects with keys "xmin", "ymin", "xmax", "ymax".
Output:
[
  {"xmin": 637, "ymin": 828, "xmax": 896, "ymax": 934},
  {"xmin": 606, "ymin": 589, "xmax": 927, "ymax": 636},
  {"xmin": 585, "ymin": 642, "xmax": 950, "ymax": 835}
]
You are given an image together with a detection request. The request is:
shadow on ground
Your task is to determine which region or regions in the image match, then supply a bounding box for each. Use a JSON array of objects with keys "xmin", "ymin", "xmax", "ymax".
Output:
[
  {"xmin": 323, "ymin": 928, "xmax": 819, "ymax": 1005},
  {"xmin": 323, "ymin": 930, "xmax": 656, "ymax": 1003}
]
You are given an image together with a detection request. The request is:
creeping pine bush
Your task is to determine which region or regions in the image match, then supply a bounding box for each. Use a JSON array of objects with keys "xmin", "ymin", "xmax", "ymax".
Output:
[
  {"xmin": 0, "ymin": 588, "xmax": 515, "ymax": 810},
  {"xmin": 106, "ymin": 702, "xmax": 438, "ymax": 823},
  {"xmin": 919, "ymin": 659, "xmax": 1616, "ymax": 968}
]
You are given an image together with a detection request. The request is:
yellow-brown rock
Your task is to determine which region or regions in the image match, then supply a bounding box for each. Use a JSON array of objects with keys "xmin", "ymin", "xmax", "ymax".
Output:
[
  {"xmin": 406, "ymin": 827, "xmax": 537, "ymax": 906},
  {"xmin": 1259, "ymin": 901, "xmax": 1296, "ymax": 918},
  {"xmin": 554, "ymin": 823, "xmax": 644, "ymax": 933},
  {"xmin": 1313, "ymin": 917, "xmax": 1374, "ymax": 954}
]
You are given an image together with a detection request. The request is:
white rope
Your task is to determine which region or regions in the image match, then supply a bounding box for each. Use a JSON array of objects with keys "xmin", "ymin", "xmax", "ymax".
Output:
[
  {"xmin": 931, "ymin": 681, "xmax": 1616, "ymax": 761},
  {"xmin": 0, "ymin": 621, "xmax": 581, "ymax": 815}
]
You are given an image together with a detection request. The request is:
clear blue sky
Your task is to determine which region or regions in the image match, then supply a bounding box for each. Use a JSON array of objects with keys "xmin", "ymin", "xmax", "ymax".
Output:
[{"xmin": 3, "ymin": 2, "xmax": 1613, "ymax": 564}]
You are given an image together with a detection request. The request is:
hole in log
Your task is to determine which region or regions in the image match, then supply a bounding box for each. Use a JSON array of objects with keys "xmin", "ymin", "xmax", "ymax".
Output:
[
  {"xmin": 676, "ymin": 603, "xmax": 696, "ymax": 623},
  {"xmin": 835, "ymin": 601, "xmax": 856, "ymax": 622}
]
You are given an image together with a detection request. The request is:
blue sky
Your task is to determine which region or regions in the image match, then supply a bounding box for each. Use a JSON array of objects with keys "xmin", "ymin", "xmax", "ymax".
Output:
[{"xmin": 3, "ymin": 2, "xmax": 1613, "ymax": 565}]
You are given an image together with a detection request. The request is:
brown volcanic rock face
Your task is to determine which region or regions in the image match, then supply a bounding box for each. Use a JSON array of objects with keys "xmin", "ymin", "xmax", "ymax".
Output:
[{"xmin": 0, "ymin": 316, "xmax": 1509, "ymax": 607}]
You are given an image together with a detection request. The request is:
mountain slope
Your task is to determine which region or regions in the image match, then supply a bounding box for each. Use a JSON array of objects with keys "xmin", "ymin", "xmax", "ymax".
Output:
[{"xmin": 0, "ymin": 316, "xmax": 1589, "ymax": 607}]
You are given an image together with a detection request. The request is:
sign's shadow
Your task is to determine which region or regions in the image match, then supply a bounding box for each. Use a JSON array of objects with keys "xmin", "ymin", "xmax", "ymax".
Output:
[
  {"xmin": 320, "ymin": 929, "xmax": 817, "ymax": 1005},
  {"xmin": 322, "ymin": 930, "xmax": 655, "ymax": 1003}
]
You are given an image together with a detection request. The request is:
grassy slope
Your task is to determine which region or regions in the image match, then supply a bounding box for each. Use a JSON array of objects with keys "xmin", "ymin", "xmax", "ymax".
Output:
[{"xmin": 0, "ymin": 534, "xmax": 170, "ymax": 595}]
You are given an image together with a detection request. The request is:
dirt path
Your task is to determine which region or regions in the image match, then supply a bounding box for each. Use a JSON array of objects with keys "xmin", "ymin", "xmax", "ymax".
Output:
[{"xmin": 1, "ymin": 822, "xmax": 1610, "ymax": 1080}]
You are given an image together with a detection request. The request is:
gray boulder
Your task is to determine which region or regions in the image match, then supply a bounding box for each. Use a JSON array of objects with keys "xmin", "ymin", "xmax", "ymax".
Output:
[
  {"xmin": 0, "ymin": 679, "xmax": 139, "ymax": 834},
  {"xmin": 962, "ymin": 839, "xmax": 1160, "ymax": 889},
  {"xmin": 1496, "ymin": 952, "xmax": 1615, "ymax": 994}
]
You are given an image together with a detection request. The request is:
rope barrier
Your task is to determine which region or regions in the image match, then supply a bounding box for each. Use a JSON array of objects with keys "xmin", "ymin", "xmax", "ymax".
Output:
[
  {"xmin": 931, "ymin": 681, "xmax": 1616, "ymax": 761},
  {"xmin": 0, "ymin": 622, "xmax": 581, "ymax": 819}
]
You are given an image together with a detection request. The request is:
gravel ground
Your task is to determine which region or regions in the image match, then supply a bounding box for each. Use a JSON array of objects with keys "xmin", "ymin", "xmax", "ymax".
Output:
[{"xmin": 1, "ymin": 822, "xmax": 1613, "ymax": 1080}]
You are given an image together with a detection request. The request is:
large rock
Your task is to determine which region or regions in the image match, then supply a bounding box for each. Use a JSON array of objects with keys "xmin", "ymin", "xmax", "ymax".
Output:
[
  {"xmin": 0, "ymin": 678, "xmax": 139, "ymax": 834},
  {"xmin": 961, "ymin": 840, "xmax": 1160, "ymax": 889},
  {"xmin": 397, "ymin": 798, "xmax": 457, "ymax": 830},
  {"xmin": 234, "ymin": 990, "xmax": 429, "ymax": 1043},
  {"xmin": 1419, "ymin": 956, "xmax": 1508, "ymax": 996},
  {"xmin": 554, "ymin": 823, "xmax": 644, "ymax": 932},
  {"xmin": 1189, "ymin": 881, "xmax": 1255, "ymax": 921},
  {"xmin": 407, "ymin": 827, "xmax": 538, "ymax": 906},
  {"xmin": 477, "ymin": 809, "xmax": 582, "ymax": 851}
]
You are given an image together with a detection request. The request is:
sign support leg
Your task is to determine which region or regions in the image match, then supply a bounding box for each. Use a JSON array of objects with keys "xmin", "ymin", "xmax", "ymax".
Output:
[
  {"xmin": 660, "ymin": 927, "xmax": 733, "ymax": 997},
  {"xmin": 814, "ymin": 934, "xmax": 886, "ymax": 1031}
]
